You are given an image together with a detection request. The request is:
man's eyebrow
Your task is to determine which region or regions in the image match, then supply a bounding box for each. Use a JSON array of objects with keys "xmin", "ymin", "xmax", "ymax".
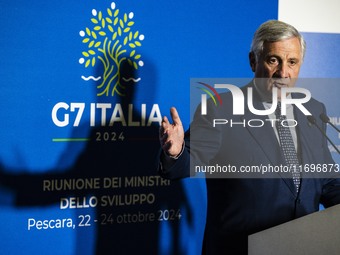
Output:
[
  {"xmin": 287, "ymin": 57, "xmax": 300, "ymax": 63},
  {"xmin": 265, "ymin": 54, "xmax": 281, "ymax": 59}
]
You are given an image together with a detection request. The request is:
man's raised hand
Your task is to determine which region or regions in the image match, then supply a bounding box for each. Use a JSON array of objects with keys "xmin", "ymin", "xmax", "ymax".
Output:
[{"xmin": 159, "ymin": 107, "xmax": 185, "ymax": 158}]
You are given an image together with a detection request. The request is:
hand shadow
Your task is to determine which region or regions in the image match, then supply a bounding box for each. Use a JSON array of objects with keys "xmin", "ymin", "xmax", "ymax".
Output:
[{"xmin": 0, "ymin": 55, "xmax": 193, "ymax": 255}]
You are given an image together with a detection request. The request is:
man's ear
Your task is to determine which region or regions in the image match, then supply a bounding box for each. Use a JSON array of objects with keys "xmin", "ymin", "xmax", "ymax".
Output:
[{"xmin": 249, "ymin": 52, "xmax": 256, "ymax": 72}]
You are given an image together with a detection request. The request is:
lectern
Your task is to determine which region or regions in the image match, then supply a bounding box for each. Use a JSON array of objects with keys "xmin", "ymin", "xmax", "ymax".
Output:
[{"xmin": 248, "ymin": 204, "xmax": 340, "ymax": 255}]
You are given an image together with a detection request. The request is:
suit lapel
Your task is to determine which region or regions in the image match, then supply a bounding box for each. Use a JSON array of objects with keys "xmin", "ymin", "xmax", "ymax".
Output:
[
  {"xmin": 293, "ymin": 100, "xmax": 318, "ymax": 166},
  {"xmin": 293, "ymin": 97, "xmax": 319, "ymax": 193},
  {"xmin": 242, "ymin": 84, "xmax": 297, "ymax": 195},
  {"xmin": 242, "ymin": 102, "xmax": 283, "ymax": 166}
]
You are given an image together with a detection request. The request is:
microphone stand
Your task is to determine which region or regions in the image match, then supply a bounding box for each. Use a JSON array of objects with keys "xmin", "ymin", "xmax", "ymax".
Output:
[
  {"xmin": 307, "ymin": 116, "xmax": 340, "ymax": 154},
  {"xmin": 320, "ymin": 113, "xmax": 340, "ymax": 133}
]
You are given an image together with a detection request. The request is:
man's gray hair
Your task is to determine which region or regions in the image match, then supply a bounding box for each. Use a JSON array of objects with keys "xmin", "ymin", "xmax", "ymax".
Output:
[{"xmin": 250, "ymin": 20, "xmax": 306, "ymax": 61}]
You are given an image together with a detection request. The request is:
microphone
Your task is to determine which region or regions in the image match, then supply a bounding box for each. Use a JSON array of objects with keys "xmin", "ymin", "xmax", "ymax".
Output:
[
  {"xmin": 320, "ymin": 113, "xmax": 340, "ymax": 133},
  {"xmin": 307, "ymin": 116, "xmax": 340, "ymax": 154}
]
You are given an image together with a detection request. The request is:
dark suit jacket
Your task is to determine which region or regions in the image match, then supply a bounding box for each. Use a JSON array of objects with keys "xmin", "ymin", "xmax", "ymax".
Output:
[{"xmin": 159, "ymin": 83, "xmax": 340, "ymax": 254}]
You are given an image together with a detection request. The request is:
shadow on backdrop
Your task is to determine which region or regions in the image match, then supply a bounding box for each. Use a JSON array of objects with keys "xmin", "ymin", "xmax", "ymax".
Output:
[{"xmin": 0, "ymin": 55, "xmax": 192, "ymax": 255}]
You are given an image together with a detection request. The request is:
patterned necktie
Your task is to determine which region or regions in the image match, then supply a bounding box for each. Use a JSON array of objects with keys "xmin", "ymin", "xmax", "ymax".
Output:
[{"xmin": 275, "ymin": 102, "xmax": 300, "ymax": 192}]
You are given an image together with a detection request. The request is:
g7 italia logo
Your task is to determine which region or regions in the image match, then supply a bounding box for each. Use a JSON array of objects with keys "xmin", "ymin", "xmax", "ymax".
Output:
[
  {"xmin": 51, "ymin": 2, "xmax": 162, "ymax": 131},
  {"xmin": 79, "ymin": 2, "xmax": 144, "ymax": 97}
]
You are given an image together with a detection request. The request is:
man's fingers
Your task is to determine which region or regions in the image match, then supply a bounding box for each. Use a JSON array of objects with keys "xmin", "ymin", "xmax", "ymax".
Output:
[
  {"xmin": 162, "ymin": 107, "xmax": 182, "ymax": 127},
  {"xmin": 161, "ymin": 115, "xmax": 169, "ymax": 126},
  {"xmin": 170, "ymin": 107, "xmax": 182, "ymax": 127},
  {"xmin": 159, "ymin": 116, "xmax": 170, "ymax": 136},
  {"xmin": 159, "ymin": 107, "xmax": 184, "ymax": 157}
]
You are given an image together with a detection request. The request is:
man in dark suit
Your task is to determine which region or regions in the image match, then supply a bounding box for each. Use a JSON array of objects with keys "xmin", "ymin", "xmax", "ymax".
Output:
[{"xmin": 158, "ymin": 20, "xmax": 340, "ymax": 254}]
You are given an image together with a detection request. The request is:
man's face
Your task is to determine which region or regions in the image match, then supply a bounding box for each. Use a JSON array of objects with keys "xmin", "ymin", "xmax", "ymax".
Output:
[{"xmin": 250, "ymin": 37, "xmax": 303, "ymax": 100}]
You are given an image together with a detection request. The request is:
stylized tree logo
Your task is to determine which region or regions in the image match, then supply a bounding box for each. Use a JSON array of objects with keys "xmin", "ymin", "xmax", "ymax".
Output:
[{"xmin": 79, "ymin": 2, "xmax": 144, "ymax": 97}]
